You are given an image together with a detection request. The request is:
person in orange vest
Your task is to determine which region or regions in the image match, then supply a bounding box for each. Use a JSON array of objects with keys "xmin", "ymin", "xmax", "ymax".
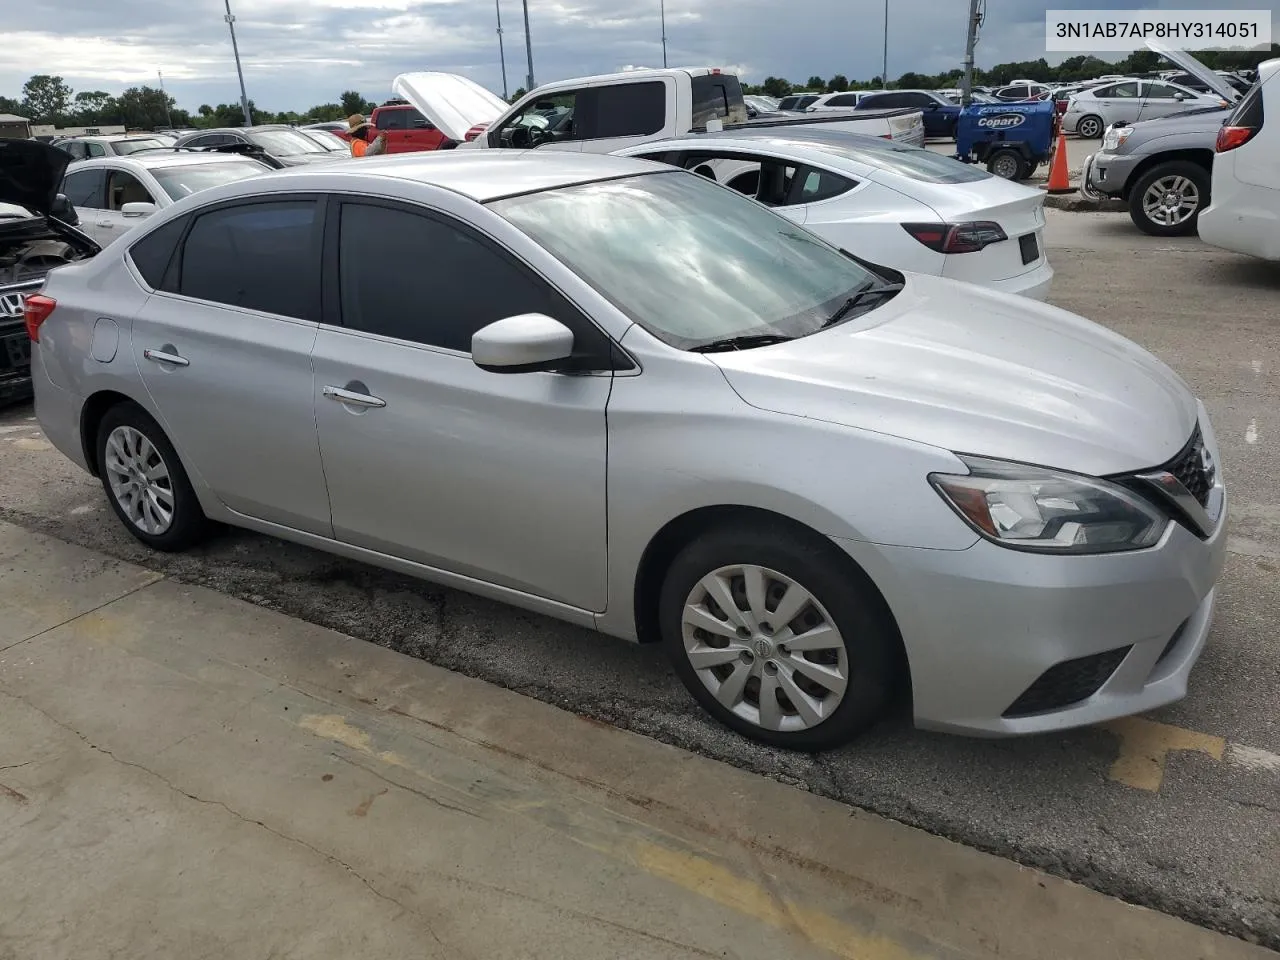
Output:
[{"xmin": 347, "ymin": 114, "xmax": 386, "ymax": 158}]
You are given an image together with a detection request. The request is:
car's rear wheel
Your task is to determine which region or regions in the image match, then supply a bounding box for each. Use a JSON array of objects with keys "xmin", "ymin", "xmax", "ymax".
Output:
[
  {"xmin": 986, "ymin": 148, "xmax": 1028, "ymax": 181},
  {"xmin": 1076, "ymin": 114, "xmax": 1104, "ymax": 139},
  {"xmin": 96, "ymin": 402, "xmax": 209, "ymax": 551},
  {"xmin": 659, "ymin": 525, "xmax": 899, "ymax": 750},
  {"xmin": 1129, "ymin": 161, "xmax": 1210, "ymax": 237}
]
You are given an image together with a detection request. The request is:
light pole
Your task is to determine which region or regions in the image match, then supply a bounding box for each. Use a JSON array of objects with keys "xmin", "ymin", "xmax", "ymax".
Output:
[
  {"xmin": 157, "ymin": 70, "xmax": 174, "ymax": 128},
  {"xmin": 881, "ymin": 0, "xmax": 889, "ymax": 88},
  {"xmin": 521, "ymin": 0, "xmax": 535, "ymax": 92},
  {"xmin": 223, "ymin": 0, "xmax": 253, "ymax": 126},
  {"xmin": 660, "ymin": 0, "xmax": 668, "ymax": 68},
  {"xmin": 495, "ymin": 0, "xmax": 509, "ymax": 99},
  {"xmin": 961, "ymin": 0, "xmax": 983, "ymax": 106}
]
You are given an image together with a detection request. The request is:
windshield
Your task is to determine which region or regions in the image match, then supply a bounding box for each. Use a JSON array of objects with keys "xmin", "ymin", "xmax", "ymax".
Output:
[
  {"xmin": 114, "ymin": 138, "xmax": 167, "ymax": 155},
  {"xmin": 250, "ymin": 130, "xmax": 327, "ymax": 156},
  {"xmin": 150, "ymin": 161, "xmax": 271, "ymax": 200},
  {"xmin": 302, "ymin": 130, "xmax": 348, "ymax": 151},
  {"xmin": 491, "ymin": 171, "xmax": 883, "ymax": 350}
]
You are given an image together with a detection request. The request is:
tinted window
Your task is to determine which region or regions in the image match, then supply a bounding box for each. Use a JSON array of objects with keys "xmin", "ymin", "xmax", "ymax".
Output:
[
  {"xmin": 86, "ymin": 142, "xmax": 107, "ymax": 158},
  {"xmin": 376, "ymin": 109, "xmax": 407, "ymax": 130},
  {"xmin": 902, "ymin": 92, "xmax": 934, "ymax": 106},
  {"xmin": 105, "ymin": 170, "xmax": 156, "ymax": 210},
  {"xmin": 338, "ymin": 202, "xmax": 571, "ymax": 353},
  {"xmin": 62, "ymin": 169, "xmax": 105, "ymax": 208},
  {"xmin": 826, "ymin": 93, "xmax": 859, "ymax": 107},
  {"xmin": 588, "ymin": 82, "xmax": 666, "ymax": 138},
  {"xmin": 797, "ymin": 167, "xmax": 856, "ymax": 203},
  {"xmin": 128, "ymin": 216, "xmax": 188, "ymax": 289},
  {"xmin": 1230, "ymin": 82, "xmax": 1265, "ymax": 128},
  {"xmin": 178, "ymin": 200, "xmax": 321, "ymax": 319},
  {"xmin": 690, "ymin": 74, "xmax": 748, "ymax": 128}
]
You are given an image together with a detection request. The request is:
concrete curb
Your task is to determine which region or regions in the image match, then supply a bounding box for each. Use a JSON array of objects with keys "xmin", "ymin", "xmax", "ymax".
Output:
[{"xmin": 1043, "ymin": 192, "xmax": 1128, "ymax": 213}]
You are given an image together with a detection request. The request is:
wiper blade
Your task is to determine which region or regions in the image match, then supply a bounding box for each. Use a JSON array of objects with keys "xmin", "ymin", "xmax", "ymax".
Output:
[
  {"xmin": 822, "ymin": 282, "xmax": 904, "ymax": 328},
  {"xmin": 690, "ymin": 334, "xmax": 794, "ymax": 353}
]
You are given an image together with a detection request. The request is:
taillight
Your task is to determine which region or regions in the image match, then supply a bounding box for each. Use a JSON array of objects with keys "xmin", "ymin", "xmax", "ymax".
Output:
[
  {"xmin": 463, "ymin": 124, "xmax": 488, "ymax": 142},
  {"xmin": 901, "ymin": 222, "xmax": 1008, "ymax": 254},
  {"xmin": 1216, "ymin": 125, "xmax": 1257, "ymax": 152},
  {"xmin": 24, "ymin": 294, "xmax": 56, "ymax": 342}
]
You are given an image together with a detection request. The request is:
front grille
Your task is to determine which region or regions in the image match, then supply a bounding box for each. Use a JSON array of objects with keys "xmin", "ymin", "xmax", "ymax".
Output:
[
  {"xmin": 1165, "ymin": 425, "xmax": 1214, "ymax": 508},
  {"xmin": 1002, "ymin": 646, "xmax": 1131, "ymax": 717}
]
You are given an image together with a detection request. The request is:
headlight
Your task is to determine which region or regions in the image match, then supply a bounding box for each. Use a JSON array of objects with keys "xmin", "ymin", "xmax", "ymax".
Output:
[
  {"xmin": 1102, "ymin": 126, "xmax": 1132, "ymax": 151},
  {"xmin": 929, "ymin": 456, "xmax": 1167, "ymax": 554}
]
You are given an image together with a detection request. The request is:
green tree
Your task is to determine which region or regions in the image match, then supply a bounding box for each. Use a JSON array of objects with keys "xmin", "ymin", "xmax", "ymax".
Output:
[
  {"xmin": 761, "ymin": 76, "xmax": 792, "ymax": 98},
  {"xmin": 806, "ymin": 75, "xmax": 825, "ymax": 91},
  {"xmin": 20, "ymin": 74, "xmax": 73, "ymax": 122},
  {"xmin": 305, "ymin": 102, "xmax": 346, "ymax": 122},
  {"xmin": 72, "ymin": 90, "xmax": 113, "ymax": 123},
  {"xmin": 113, "ymin": 86, "xmax": 180, "ymax": 129},
  {"xmin": 826, "ymin": 74, "xmax": 849, "ymax": 92},
  {"xmin": 340, "ymin": 90, "xmax": 367, "ymax": 116},
  {"xmin": 0, "ymin": 95, "xmax": 22, "ymax": 116},
  {"xmin": 896, "ymin": 71, "xmax": 928, "ymax": 89},
  {"xmin": 509, "ymin": 87, "xmax": 527, "ymax": 103}
]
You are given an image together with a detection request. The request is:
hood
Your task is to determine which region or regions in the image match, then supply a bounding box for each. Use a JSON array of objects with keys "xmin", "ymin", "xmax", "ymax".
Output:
[
  {"xmin": 709, "ymin": 274, "xmax": 1197, "ymax": 477},
  {"xmin": 0, "ymin": 139, "xmax": 71, "ymax": 216},
  {"xmin": 391, "ymin": 72, "xmax": 510, "ymax": 142},
  {"xmin": 1147, "ymin": 39, "xmax": 1239, "ymax": 102}
]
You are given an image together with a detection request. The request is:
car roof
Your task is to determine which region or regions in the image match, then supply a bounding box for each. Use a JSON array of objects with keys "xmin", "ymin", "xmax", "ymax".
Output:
[
  {"xmin": 60, "ymin": 134, "xmax": 166, "ymax": 143},
  {"xmin": 194, "ymin": 151, "xmax": 665, "ymax": 203},
  {"xmin": 67, "ymin": 152, "xmax": 271, "ymax": 171}
]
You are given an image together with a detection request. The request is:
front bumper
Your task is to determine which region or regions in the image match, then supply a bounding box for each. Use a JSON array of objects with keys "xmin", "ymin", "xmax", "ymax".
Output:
[
  {"xmin": 835, "ymin": 421, "xmax": 1227, "ymax": 736},
  {"xmin": 1088, "ymin": 149, "xmax": 1141, "ymax": 198}
]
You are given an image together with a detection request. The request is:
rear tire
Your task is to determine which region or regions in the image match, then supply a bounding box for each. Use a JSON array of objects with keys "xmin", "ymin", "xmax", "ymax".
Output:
[
  {"xmin": 96, "ymin": 402, "xmax": 209, "ymax": 551},
  {"xmin": 658, "ymin": 524, "xmax": 900, "ymax": 751},
  {"xmin": 986, "ymin": 148, "xmax": 1029, "ymax": 181},
  {"xmin": 1076, "ymin": 114, "xmax": 1104, "ymax": 139},
  {"xmin": 1128, "ymin": 161, "xmax": 1210, "ymax": 237}
]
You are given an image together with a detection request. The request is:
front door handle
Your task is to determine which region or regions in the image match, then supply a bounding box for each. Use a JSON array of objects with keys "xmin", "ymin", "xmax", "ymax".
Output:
[
  {"xmin": 143, "ymin": 348, "xmax": 189, "ymax": 367},
  {"xmin": 323, "ymin": 385, "xmax": 386, "ymax": 408}
]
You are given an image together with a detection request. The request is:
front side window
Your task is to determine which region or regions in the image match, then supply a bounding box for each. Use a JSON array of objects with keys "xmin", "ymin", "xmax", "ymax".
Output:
[
  {"xmin": 105, "ymin": 170, "xmax": 156, "ymax": 210},
  {"xmin": 491, "ymin": 172, "xmax": 885, "ymax": 350},
  {"xmin": 177, "ymin": 200, "xmax": 321, "ymax": 319},
  {"xmin": 376, "ymin": 109, "xmax": 407, "ymax": 130},
  {"xmin": 496, "ymin": 92, "xmax": 579, "ymax": 148},
  {"xmin": 336, "ymin": 201, "xmax": 593, "ymax": 355},
  {"xmin": 62, "ymin": 168, "xmax": 105, "ymax": 208},
  {"xmin": 150, "ymin": 161, "xmax": 270, "ymax": 201},
  {"xmin": 587, "ymin": 82, "xmax": 666, "ymax": 138}
]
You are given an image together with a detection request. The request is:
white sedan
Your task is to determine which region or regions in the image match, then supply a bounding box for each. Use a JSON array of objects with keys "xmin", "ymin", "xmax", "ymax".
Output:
[
  {"xmin": 60, "ymin": 151, "xmax": 276, "ymax": 247},
  {"xmin": 615, "ymin": 130, "xmax": 1053, "ymax": 299}
]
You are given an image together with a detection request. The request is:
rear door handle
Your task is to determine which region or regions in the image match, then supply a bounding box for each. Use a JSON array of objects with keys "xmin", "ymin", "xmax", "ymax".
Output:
[
  {"xmin": 323, "ymin": 385, "xmax": 386, "ymax": 408},
  {"xmin": 143, "ymin": 348, "xmax": 189, "ymax": 367}
]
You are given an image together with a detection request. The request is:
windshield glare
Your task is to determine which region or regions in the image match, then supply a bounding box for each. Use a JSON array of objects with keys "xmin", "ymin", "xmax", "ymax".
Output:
[
  {"xmin": 114, "ymin": 139, "xmax": 167, "ymax": 155},
  {"xmin": 151, "ymin": 161, "xmax": 271, "ymax": 200},
  {"xmin": 252, "ymin": 130, "xmax": 327, "ymax": 155},
  {"xmin": 491, "ymin": 171, "xmax": 881, "ymax": 350}
]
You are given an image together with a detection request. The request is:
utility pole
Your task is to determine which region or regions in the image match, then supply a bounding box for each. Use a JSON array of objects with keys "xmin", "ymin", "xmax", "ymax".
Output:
[
  {"xmin": 881, "ymin": 0, "xmax": 889, "ymax": 88},
  {"xmin": 496, "ymin": 0, "xmax": 509, "ymax": 99},
  {"xmin": 521, "ymin": 0, "xmax": 535, "ymax": 92},
  {"xmin": 223, "ymin": 0, "xmax": 253, "ymax": 126},
  {"xmin": 660, "ymin": 0, "xmax": 668, "ymax": 68},
  {"xmin": 961, "ymin": 0, "xmax": 983, "ymax": 106},
  {"xmin": 157, "ymin": 70, "xmax": 174, "ymax": 128}
]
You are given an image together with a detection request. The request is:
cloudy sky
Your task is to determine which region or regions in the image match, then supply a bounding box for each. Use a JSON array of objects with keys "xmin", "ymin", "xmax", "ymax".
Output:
[{"xmin": 5, "ymin": 0, "xmax": 1277, "ymax": 113}]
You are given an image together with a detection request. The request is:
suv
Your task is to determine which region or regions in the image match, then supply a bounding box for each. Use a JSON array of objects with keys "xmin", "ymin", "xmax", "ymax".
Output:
[
  {"xmin": 370, "ymin": 101, "xmax": 452, "ymax": 152},
  {"xmin": 52, "ymin": 135, "xmax": 172, "ymax": 160},
  {"xmin": 0, "ymin": 140, "xmax": 99, "ymax": 404}
]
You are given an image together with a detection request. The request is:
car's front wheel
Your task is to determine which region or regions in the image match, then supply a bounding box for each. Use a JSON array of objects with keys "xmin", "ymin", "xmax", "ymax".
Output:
[
  {"xmin": 659, "ymin": 524, "xmax": 900, "ymax": 750},
  {"xmin": 96, "ymin": 402, "xmax": 209, "ymax": 551},
  {"xmin": 1129, "ymin": 161, "xmax": 1210, "ymax": 237}
]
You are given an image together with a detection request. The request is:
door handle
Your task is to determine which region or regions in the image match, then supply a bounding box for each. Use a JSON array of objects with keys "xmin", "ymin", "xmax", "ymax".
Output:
[
  {"xmin": 323, "ymin": 385, "xmax": 386, "ymax": 408},
  {"xmin": 96, "ymin": 219, "xmax": 114, "ymax": 228},
  {"xmin": 143, "ymin": 348, "xmax": 189, "ymax": 367}
]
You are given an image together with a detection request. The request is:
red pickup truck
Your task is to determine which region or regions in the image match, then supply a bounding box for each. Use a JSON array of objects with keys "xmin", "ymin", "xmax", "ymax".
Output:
[{"xmin": 369, "ymin": 100, "xmax": 452, "ymax": 153}]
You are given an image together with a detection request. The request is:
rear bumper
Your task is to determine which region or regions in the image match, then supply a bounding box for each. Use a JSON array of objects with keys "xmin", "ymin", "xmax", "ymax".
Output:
[
  {"xmin": 31, "ymin": 344, "xmax": 89, "ymax": 472},
  {"xmin": 1200, "ymin": 185, "xmax": 1280, "ymax": 260},
  {"xmin": 981, "ymin": 260, "xmax": 1054, "ymax": 300}
]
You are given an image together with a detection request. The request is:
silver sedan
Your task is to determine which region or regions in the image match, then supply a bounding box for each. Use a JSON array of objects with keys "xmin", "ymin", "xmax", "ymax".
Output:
[{"xmin": 30, "ymin": 152, "xmax": 1227, "ymax": 749}]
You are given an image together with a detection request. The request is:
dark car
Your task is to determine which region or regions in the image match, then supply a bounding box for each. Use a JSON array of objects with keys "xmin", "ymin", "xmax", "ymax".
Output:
[
  {"xmin": 173, "ymin": 126, "xmax": 344, "ymax": 166},
  {"xmin": 0, "ymin": 140, "xmax": 100, "ymax": 404},
  {"xmin": 853, "ymin": 89, "xmax": 960, "ymax": 138}
]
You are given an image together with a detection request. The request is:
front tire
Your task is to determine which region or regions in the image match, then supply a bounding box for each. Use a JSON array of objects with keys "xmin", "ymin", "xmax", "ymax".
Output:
[
  {"xmin": 1076, "ymin": 114, "xmax": 1104, "ymax": 139},
  {"xmin": 986, "ymin": 148, "xmax": 1029, "ymax": 181},
  {"xmin": 659, "ymin": 525, "xmax": 899, "ymax": 750},
  {"xmin": 96, "ymin": 402, "xmax": 209, "ymax": 551},
  {"xmin": 1128, "ymin": 161, "xmax": 1210, "ymax": 237}
]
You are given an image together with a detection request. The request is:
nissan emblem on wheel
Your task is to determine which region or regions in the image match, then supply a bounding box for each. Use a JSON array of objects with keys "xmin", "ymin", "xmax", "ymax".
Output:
[{"xmin": 977, "ymin": 113, "xmax": 1028, "ymax": 130}]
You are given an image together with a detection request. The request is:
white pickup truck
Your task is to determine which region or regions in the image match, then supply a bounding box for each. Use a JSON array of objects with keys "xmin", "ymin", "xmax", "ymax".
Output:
[{"xmin": 391, "ymin": 68, "xmax": 925, "ymax": 165}]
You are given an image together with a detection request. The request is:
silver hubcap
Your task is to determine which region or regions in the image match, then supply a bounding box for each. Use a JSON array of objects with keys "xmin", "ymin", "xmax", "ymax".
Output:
[
  {"xmin": 1080, "ymin": 118, "xmax": 1101, "ymax": 137},
  {"xmin": 993, "ymin": 156, "xmax": 1019, "ymax": 179},
  {"xmin": 1142, "ymin": 175, "xmax": 1200, "ymax": 226},
  {"xmin": 681, "ymin": 564, "xmax": 849, "ymax": 732},
  {"xmin": 104, "ymin": 426, "xmax": 174, "ymax": 535}
]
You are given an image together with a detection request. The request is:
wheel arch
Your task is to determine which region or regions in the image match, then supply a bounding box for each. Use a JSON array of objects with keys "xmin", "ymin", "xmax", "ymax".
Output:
[
  {"xmin": 79, "ymin": 389, "xmax": 138, "ymax": 477},
  {"xmin": 1120, "ymin": 149, "xmax": 1214, "ymax": 202}
]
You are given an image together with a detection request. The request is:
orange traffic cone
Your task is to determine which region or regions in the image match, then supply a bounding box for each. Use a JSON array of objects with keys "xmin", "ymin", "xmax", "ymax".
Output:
[{"xmin": 1044, "ymin": 132, "xmax": 1074, "ymax": 195}]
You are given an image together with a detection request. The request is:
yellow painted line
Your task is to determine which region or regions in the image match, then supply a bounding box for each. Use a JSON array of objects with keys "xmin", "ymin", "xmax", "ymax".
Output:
[{"xmin": 1105, "ymin": 716, "xmax": 1225, "ymax": 791}]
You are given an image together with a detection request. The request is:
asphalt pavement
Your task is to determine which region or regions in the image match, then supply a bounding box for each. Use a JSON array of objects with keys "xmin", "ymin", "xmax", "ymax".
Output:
[{"xmin": 1, "ymin": 209, "xmax": 1277, "ymax": 948}]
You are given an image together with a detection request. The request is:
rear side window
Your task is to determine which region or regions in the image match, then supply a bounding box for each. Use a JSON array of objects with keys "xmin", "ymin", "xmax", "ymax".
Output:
[
  {"xmin": 825, "ymin": 93, "xmax": 860, "ymax": 107},
  {"xmin": 177, "ymin": 200, "xmax": 321, "ymax": 320},
  {"xmin": 691, "ymin": 74, "xmax": 748, "ymax": 128},
  {"xmin": 128, "ymin": 216, "xmax": 188, "ymax": 290},
  {"xmin": 796, "ymin": 167, "xmax": 856, "ymax": 203},
  {"xmin": 1230, "ymin": 83, "xmax": 1265, "ymax": 128},
  {"xmin": 587, "ymin": 82, "xmax": 666, "ymax": 138},
  {"xmin": 62, "ymin": 169, "xmax": 105, "ymax": 208}
]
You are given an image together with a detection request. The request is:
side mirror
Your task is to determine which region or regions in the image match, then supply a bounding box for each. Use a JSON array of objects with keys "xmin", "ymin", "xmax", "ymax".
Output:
[
  {"xmin": 50, "ymin": 193, "xmax": 79, "ymax": 226},
  {"xmin": 472, "ymin": 313, "xmax": 574, "ymax": 373},
  {"xmin": 1173, "ymin": 92, "xmax": 1188, "ymax": 101},
  {"xmin": 121, "ymin": 201, "xmax": 157, "ymax": 218}
]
